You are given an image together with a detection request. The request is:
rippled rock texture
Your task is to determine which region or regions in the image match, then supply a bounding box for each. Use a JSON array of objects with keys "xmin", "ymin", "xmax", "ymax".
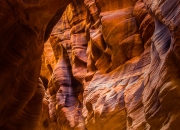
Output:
[{"xmin": 1, "ymin": 0, "xmax": 180, "ymax": 130}]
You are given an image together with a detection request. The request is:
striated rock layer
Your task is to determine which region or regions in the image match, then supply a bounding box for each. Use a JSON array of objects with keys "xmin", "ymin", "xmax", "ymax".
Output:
[
  {"xmin": 43, "ymin": 0, "xmax": 180, "ymax": 130},
  {"xmin": 1, "ymin": 0, "xmax": 180, "ymax": 130}
]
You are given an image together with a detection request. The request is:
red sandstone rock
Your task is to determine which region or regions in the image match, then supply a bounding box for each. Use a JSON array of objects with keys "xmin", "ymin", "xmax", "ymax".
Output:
[
  {"xmin": 0, "ymin": 0, "xmax": 71, "ymax": 129},
  {"xmin": 1, "ymin": 0, "xmax": 180, "ymax": 130}
]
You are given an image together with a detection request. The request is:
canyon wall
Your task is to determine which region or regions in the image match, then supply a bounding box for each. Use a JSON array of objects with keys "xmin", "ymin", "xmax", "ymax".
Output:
[
  {"xmin": 0, "ymin": 0, "xmax": 180, "ymax": 130},
  {"xmin": 0, "ymin": 0, "xmax": 71, "ymax": 129}
]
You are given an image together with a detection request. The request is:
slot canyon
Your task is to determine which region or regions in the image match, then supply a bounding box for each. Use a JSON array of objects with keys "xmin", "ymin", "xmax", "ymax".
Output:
[{"xmin": 0, "ymin": 0, "xmax": 180, "ymax": 129}]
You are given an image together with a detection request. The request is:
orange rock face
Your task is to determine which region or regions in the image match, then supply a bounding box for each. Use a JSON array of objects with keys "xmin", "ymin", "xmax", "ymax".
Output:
[{"xmin": 1, "ymin": 0, "xmax": 180, "ymax": 130}]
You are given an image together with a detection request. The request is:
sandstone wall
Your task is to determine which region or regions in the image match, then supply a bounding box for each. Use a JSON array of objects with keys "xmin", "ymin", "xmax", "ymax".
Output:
[
  {"xmin": 42, "ymin": 0, "xmax": 180, "ymax": 130},
  {"xmin": 0, "ymin": 0, "xmax": 180, "ymax": 130},
  {"xmin": 0, "ymin": 0, "xmax": 71, "ymax": 129}
]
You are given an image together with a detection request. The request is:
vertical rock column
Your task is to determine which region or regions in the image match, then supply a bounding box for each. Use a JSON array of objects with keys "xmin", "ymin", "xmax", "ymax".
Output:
[
  {"xmin": 47, "ymin": 0, "xmax": 87, "ymax": 129},
  {"xmin": 142, "ymin": 0, "xmax": 180, "ymax": 129}
]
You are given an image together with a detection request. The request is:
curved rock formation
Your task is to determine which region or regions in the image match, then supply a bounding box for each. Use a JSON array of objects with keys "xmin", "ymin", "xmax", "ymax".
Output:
[
  {"xmin": 0, "ymin": 0, "xmax": 71, "ymax": 129},
  {"xmin": 40, "ymin": 0, "xmax": 88, "ymax": 129},
  {"xmin": 142, "ymin": 0, "xmax": 180, "ymax": 129},
  {"xmin": 82, "ymin": 1, "xmax": 151, "ymax": 129},
  {"xmin": 1, "ymin": 0, "xmax": 180, "ymax": 130}
]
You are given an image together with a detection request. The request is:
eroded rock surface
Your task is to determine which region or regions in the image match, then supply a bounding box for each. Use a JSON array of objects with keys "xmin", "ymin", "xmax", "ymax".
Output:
[
  {"xmin": 1, "ymin": 0, "xmax": 180, "ymax": 130},
  {"xmin": 0, "ymin": 0, "xmax": 71, "ymax": 130}
]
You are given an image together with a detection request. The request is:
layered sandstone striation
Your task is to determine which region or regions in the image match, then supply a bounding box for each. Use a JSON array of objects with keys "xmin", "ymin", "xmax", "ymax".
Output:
[{"xmin": 0, "ymin": 0, "xmax": 180, "ymax": 130}]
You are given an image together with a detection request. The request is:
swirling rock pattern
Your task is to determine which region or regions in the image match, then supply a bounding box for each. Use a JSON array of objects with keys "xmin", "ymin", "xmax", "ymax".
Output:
[
  {"xmin": 43, "ymin": 0, "xmax": 180, "ymax": 130},
  {"xmin": 142, "ymin": 0, "xmax": 180, "ymax": 129},
  {"xmin": 45, "ymin": 0, "xmax": 87, "ymax": 129},
  {"xmin": 1, "ymin": 0, "xmax": 180, "ymax": 130}
]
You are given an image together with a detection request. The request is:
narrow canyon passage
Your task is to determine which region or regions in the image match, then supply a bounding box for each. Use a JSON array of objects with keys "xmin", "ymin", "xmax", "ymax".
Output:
[{"xmin": 1, "ymin": 0, "xmax": 180, "ymax": 130}]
